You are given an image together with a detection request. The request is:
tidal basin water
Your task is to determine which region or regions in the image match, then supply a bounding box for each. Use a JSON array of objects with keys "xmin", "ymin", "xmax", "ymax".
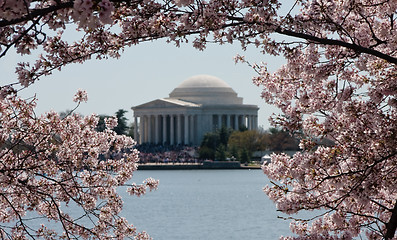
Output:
[{"xmin": 122, "ymin": 169, "xmax": 292, "ymax": 240}]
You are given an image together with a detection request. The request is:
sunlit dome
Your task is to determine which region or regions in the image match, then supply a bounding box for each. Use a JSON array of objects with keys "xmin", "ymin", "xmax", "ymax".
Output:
[
  {"xmin": 168, "ymin": 74, "xmax": 243, "ymax": 105},
  {"xmin": 176, "ymin": 74, "xmax": 232, "ymax": 88}
]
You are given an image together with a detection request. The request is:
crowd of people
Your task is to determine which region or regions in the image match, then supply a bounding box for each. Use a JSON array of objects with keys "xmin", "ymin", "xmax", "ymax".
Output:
[{"xmin": 135, "ymin": 144, "xmax": 201, "ymax": 164}]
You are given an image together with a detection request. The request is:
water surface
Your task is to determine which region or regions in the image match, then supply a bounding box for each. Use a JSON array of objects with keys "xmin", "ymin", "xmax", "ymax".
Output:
[{"xmin": 122, "ymin": 170, "xmax": 292, "ymax": 240}]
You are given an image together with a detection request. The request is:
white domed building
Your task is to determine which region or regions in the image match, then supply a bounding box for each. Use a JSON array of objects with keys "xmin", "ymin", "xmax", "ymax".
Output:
[{"xmin": 132, "ymin": 75, "xmax": 259, "ymax": 146}]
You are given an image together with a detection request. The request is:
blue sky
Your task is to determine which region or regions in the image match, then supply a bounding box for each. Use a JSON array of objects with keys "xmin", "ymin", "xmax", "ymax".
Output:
[{"xmin": 1, "ymin": 38, "xmax": 285, "ymax": 130}]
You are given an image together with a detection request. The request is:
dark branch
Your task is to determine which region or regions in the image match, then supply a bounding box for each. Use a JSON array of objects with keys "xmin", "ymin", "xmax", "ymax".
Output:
[
  {"xmin": 0, "ymin": 1, "xmax": 73, "ymax": 28},
  {"xmin": 275, "ymin": 27, "xmax": 397, "ymax": 65},
  {"xmin": 226, "ymin": 16, "xmax": 397, "ymax": 64},
  {"xmin": 386, "ymin": 200, "xmax": 397, "ymax": 240}
]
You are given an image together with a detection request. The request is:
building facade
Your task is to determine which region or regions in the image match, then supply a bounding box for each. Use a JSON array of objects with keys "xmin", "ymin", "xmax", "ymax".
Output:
[{"xmin": 132, "ymin": 75, "xmax": 259, "ymax": 146}]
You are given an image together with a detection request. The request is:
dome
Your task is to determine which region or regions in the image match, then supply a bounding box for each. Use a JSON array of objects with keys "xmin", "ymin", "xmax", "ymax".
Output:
[
  {"xmin": 168, "ymin": 74, "xmax": 243, "ymax": 105},
  {"xmin": 176, "ymin": 75, "xmax": 232, "ymax": 88}
]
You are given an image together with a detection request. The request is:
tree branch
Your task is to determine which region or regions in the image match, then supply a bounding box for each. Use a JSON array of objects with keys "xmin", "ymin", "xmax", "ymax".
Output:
[
  {"xmin": 0, "ymin": 1, "xmax": 73, "ymax": 28},
  {"xmin": 275, "ymin": 27, "xmax": 397, "ymax": 65},
  {"xmin": 385, "ymin": 200, "xmax": 397, "ymax": 239},
  {"xmin": 227, "ymin": 16, "xmax": 397, "ymax": 64}
]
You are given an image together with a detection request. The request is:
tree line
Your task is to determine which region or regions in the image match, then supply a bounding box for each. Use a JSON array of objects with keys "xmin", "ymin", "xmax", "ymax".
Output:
[
  {"xmin": 198, "ymin": 126, "xmax": 300, "ymax": 162},
  {"xmin": 60, "ymin": 108, "xmax": 134, "ymax": 136}
]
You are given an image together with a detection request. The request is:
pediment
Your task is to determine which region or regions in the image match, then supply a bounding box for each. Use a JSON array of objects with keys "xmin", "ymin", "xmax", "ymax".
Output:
[{"xmin": 133, "ymin": 98, "xmax": 200, "ymax": 109}]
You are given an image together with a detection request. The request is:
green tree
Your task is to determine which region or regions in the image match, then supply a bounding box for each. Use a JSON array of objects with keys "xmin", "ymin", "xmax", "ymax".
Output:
[
  {"xmin": 219, "ymin": 126, "xmax": 232, "ymax": 146},
  {"xmin": 198, "ymin": 132, "xmax": 220, "ymax": 160},
  {"xmin": 198, "ymin": 146, "xmax": 214, "ymax": 160},
  {"xmin": 113, "ymin": 109, "xmax": 129, "ymax": 135},
  {"xmin": 227, "ymin": 130, "xmax": 261, "ymax": 156},
  {"xmin": 199, "ymin": 127, "xmax": 233, "ymax": 160},
  {"xmin": 239, "ymin": 148, "xmax": 250, "ymax": 164},
  {"xmin": 215, "ymin": 144, "xmax": 227, "ymax": 161},
  {"xmin": 96, "ymin": 109, "xmax": 130, "ymax": 135}
]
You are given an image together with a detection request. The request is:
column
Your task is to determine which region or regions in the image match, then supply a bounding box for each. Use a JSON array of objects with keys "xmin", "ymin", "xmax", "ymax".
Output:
[
  {"xmin": 177, "ymin": 114, "xmax": 182, "ymax": 144},
  {"xmin": 141, "ymin": 116, "xmax": 147, "ymax": 143},
  {"xmin": 170, "ymin": 115, "xmax": 174, "ymax": 145},
  {"xmin": 163, "ymin": 115, "xmax": 167, "ymax": 144},
  {"xmin": 217, "ymin": 114, "xmax": 222, "ymax": 129},
  {"xmin": 190, "ymin": 115, "xmax": 194, "ymax": 145},
  {"xmin": 139, "ymin": 116, "xmax": 144, "ymax": 144},
  {"xmin": 226, "ymin": 114, "xmax": 231, "ymax": 128},
  {"xmin": 147, "ymin": 115, "xmax": 152, "ymax": 143},
  {"xmin": 134, "ymin": 116, "xmax": 138, "ymax": 142},
  {"xmin": 155, "ymin": 115, "xmax": 159, "ymax": 144},
  {"xmin": 234, "ymin": 115, "xmax": 238, "ymax": 130},
  {"xmin": 184, "ymin": 114, "xmax": 189, "ymax": 145}
]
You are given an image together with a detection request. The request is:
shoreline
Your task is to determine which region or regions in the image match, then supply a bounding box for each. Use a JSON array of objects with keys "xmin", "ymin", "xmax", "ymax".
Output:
[{"xmin": 137, "ymin": 161, "xmax": 262, "ymax": 170}]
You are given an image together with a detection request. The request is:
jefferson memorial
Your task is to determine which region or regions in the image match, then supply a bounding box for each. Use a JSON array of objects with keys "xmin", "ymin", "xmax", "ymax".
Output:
[{"xmin": 132, "ymin": 75, "xmax": 259, "ymax": 146}]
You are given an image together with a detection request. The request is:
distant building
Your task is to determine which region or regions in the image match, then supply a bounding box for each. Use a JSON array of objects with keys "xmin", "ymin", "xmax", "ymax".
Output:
[{"xmin": 132, "ymin": 74, "xmax": 259, "ymax": 146}]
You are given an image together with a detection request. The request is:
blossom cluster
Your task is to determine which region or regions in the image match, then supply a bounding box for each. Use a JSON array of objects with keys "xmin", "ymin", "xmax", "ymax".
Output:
[
  {"xmin": 255, "ymin": 1, "xmax": 397, "ymax": 239},
  {"xmin": 0, "ymin": 0, "xmax": 281, "ymax": 94},
  {"xmin": 0, "ymin": 92, "xmax": 158, "ymax": 239}
]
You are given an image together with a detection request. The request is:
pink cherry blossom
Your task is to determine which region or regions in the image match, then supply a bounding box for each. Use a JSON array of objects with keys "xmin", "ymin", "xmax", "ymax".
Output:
[
  {"xmin": 1, "ymin": 0, "xmax": 397, "ymax": 239},
  {"xmin": 73, "ymin": 89, "xmax": 88, "ymax": 102},
  {"xmin": 105, "ymin": 116, "xmax": 118, "ymax": 129},
  {"xmin": 0, "ymin": 93, "xmax": 158, "ymax": 239}
]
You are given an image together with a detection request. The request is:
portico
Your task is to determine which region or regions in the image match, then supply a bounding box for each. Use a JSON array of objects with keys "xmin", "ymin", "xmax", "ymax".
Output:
[{"xmin": 132, "ymin": 75, "xmax": 259, "ymax": 146}]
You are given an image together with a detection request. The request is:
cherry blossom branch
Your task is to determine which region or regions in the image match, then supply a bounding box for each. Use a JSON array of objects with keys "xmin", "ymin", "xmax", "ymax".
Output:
[
  {"xmin": 0, "ymin": 192, "xmax": 36, "ymax": 239},
  {"xmin": 273, "ymin": 27, "xmax": 397, "ymax": 65},
  {"xmin": 0, "ymin": 1, "xmax": 73, "ymax": 28}
]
